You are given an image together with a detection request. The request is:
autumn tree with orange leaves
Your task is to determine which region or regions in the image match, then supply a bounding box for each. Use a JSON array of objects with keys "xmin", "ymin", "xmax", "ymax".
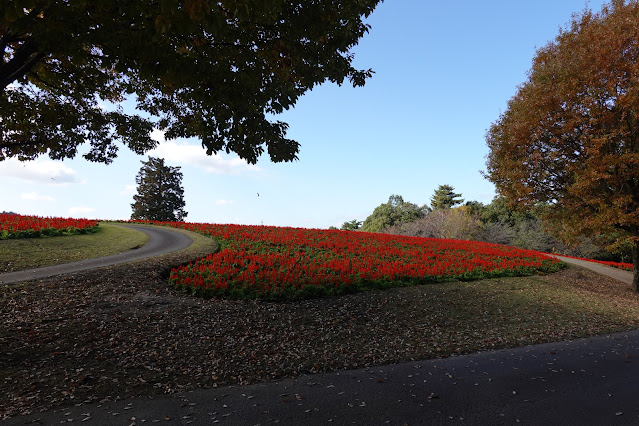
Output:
[{"xmin": 485, "ymin": 0, "xmax": 639, "ymax": 290}]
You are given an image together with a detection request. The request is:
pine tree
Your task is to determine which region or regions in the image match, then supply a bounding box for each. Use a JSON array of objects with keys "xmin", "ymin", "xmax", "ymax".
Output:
[
  {"xmin": 131, "ymin": 157, "xmax": 187, "ymax": 221},
  {"xmin": 430, "ymin": 185, "xmax": 464, "ymax": 210}
]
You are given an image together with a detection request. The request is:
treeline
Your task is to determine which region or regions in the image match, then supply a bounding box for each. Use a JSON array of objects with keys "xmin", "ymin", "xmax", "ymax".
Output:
[{"xmin": 334, "ymin": 185, "xmax": 629, "ymax": 262}]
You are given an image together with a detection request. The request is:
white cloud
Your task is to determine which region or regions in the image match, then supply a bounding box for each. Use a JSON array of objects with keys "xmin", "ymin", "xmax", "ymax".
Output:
[
  {"xmin": 120, "ymin": 184, "xmax": 137, "ymax": 195},
  {"xmin": 148, "ymin": 130, "xmax": 261, "ymax": 175},
  {"xmin": 150, "ymin": 128, "xmax": 167, "ymax": 143},
  {"xmin": 215, "ymin": 199, "xmax": 235, "ymax": 205},
  {"xmin": 68, "ymin": 206, "xmax": 97, "ymax": 217},
  {"xmin": 20, "ymin": 192, "xmax": 55, "ymax": 202},
  {"xmin": 0, "ymin": 159, "xmax": 79, "ymax": 184}
]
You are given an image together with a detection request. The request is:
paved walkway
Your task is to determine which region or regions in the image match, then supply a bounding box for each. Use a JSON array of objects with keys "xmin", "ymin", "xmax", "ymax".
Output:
[
  {"xmin": 6, "ymin": 329, "xmax": 639, "ymax": 425},
  {"xmin": 0, "ymin": 224, "xmax": 193, "ymax": 285},
  {"xmin": 552, "ymin": 255, "xmax": 633, "ymax": 285}
]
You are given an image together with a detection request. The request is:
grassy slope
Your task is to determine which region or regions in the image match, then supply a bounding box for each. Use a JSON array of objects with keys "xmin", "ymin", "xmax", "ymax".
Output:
[{"xmin": 0, "ymin": 223, "xmax": 150, "ymax": 273}]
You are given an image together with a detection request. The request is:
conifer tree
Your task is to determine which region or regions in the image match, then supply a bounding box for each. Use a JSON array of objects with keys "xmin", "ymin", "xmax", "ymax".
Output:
[
  {"xmin": 131, "ymin": 157, "xmax": 187, "ymax": 221},
  {"xmin": 430, "ymin": 185, "xmax": 464, "ymax": 210}
]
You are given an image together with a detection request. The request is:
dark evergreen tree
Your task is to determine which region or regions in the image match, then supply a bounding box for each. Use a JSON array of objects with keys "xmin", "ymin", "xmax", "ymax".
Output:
[
  {"xmin": 131, "ymin": 157, "xmax": 187, "ymax": 221},
  {"xmin": 430, "ymin": 185, "xmax": 464, "ymax": 210}
]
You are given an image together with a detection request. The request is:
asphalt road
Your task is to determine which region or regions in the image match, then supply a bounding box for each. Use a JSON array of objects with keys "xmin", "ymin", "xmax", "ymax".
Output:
[
  {"xmin": 6, "ymin": 329, "xmax": 639, "ymax": 425},
  {"xmin": 0, "ymin": 224, "xmax": 193, "ymax": 285},
  {"xmin": 552, "ymin": 255, "xmax": 633, "ymax": 285}
]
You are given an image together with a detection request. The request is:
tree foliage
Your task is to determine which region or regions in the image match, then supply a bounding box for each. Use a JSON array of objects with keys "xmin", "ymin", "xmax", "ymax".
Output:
[
  {"xmin": 131, "ymin": 156, "xmax": 187, "ymax": 221},
  {"xmin": 0, "ymin": 0, "xmax": 381, "ymax": 164},
  {"xmin": 485, "ymin": 0, "xmax": 639, "ymax": 289},
  {"xmin": 340, "ymin": 219, "xmax": 362, "ymax": 231},
  {"xmin": 430, "ymin": 184, "xmax": 464, "ymax": 209},
  {"xmin": 480, "ymin": 197, "xmax": 534, "ymax": 226},
  {"xmin": 360, "ymin": 195, "xmax": 428, "ymax": 233},
  {"xmin": 385, "ymin": 208, "xmax": 481, "ymax": 241},
  {"xmin": 379, "ymin": 196, "xmax": 614, "ymax": 258}
]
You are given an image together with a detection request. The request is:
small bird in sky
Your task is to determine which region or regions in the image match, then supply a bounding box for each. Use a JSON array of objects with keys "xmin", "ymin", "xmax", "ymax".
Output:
[{"xmin": 257, "ymin": 192, "xmax": 259, "ymax": 197}]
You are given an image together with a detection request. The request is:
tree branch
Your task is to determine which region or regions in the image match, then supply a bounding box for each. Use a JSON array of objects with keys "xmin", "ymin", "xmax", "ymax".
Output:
[
  {"xmin": 0, "ymin": 29, "xmax": 16, "ymax": 58},
  {"xmin": 0, "ymin": 38, "xmax": 46, "ymax": 91}
]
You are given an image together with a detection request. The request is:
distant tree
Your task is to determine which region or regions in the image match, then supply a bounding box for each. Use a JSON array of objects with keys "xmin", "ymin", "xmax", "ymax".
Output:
[
  {"xmin": 511, "ymin": 220, "xmax": 561, "ymax": 252},
  {"xmin": 476, "ymin": 222, "xmax": 515, "ymax": 246},
  {"xmin": 480, "ymin": 197, "xmax": 533, "ymax": 226},
  {"xmin": 340, "ymin": 219, "xmax": 362, "ymax": 231},
  {"xmin": 131, "ymin": 157, "xmax": 187, "ymax": 221},
  {"xmin": 484, "ymin": 1, "xmax": 639, "ymax": 289},
  {"xmin": 476, "ymin": 197, "xmax": 618, "ymax": 257},
  {"xmin": 0, "ymin": 0, "xmax": 381, "ymax": 164},
  {"xmin": 430, "ymin": 185, "xmax": 464, "ymax": 210},
  {"xmin": 424, "ymin": 208, "xmax": 480, "ymax": 240},
  {"xmin": 463, "ymin": 201, "xmax": 486, "ymax": 217},
  {"xmin": 384, "ymin": 207, "xmax": 481, "ymax": 241},
  {"xmin": 360, "ymin": 195, "xmax": 428, "ymax": 233}
]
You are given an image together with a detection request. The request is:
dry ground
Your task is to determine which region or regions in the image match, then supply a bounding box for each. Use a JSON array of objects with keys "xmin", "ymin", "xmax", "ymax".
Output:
[{"xmin": 2, "ymin": 252, "xmax": 639, "ymax": 420}]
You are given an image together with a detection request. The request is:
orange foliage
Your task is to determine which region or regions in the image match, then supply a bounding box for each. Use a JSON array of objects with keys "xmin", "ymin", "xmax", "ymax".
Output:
[{"xmin": 485, "ymin": 1, "xmax": 639, "ymax": 287}]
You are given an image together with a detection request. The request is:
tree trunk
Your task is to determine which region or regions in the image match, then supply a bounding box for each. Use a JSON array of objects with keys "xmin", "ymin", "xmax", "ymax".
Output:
[{"xmin": 633, "ymin": 240, "xmax": 639, "ymax": 292}]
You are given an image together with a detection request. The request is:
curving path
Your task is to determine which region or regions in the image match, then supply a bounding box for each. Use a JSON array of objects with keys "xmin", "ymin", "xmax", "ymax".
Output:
[
  {"xmin": 0, "ymin": 224, "xmax": 193, "ymax": 285},
  {"xmin": 551, "ymin": 254, "xmax": 633, "ymax": 285}
]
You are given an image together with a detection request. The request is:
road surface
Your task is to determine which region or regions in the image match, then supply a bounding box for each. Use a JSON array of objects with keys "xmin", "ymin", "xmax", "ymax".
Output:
[{"xmin": 0, "ymin": 224, "xmax": 193, "ymax": 285}]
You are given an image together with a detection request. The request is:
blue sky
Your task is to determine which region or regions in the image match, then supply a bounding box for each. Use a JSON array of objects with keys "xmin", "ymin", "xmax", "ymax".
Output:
[{"xmin": 1, "ymin": 0, "xmax": 608, "ymax": 228}]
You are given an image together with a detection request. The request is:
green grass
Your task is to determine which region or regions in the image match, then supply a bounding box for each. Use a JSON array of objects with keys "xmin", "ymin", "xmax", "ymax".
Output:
[{"xmin": 0, "ymin": 223, "xmax": 149, "ymax": 273}]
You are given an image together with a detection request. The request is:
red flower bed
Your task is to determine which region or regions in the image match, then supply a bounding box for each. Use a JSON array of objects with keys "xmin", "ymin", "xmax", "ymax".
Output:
[
  {"xmin": 133, "ymin": 221, "xmax": 563, "ymax": 300},
  {"xmin": 0, "ymin": 213, "xmax": 99, "ymax": 239}
]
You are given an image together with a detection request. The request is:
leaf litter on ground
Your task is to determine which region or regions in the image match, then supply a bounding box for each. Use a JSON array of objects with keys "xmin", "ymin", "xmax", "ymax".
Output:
[{"xmin": 1, "ymin": 256, "xmax": 639, "ymax": 420}]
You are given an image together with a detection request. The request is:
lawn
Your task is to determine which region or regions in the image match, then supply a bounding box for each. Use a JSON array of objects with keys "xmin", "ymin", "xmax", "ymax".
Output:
[{"xmin": 0, "ymin": 223, "xmax": 149, "ymax": 273}]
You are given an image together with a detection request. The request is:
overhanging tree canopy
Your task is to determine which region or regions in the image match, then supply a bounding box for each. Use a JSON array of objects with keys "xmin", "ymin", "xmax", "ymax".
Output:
[
  {"xmin": 0, "ymin": 0, "xmax": 381, "ymax": 164},
  {"xmin": 485, "ymin": 0, "xmax": 639, "ymax": 289}
]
